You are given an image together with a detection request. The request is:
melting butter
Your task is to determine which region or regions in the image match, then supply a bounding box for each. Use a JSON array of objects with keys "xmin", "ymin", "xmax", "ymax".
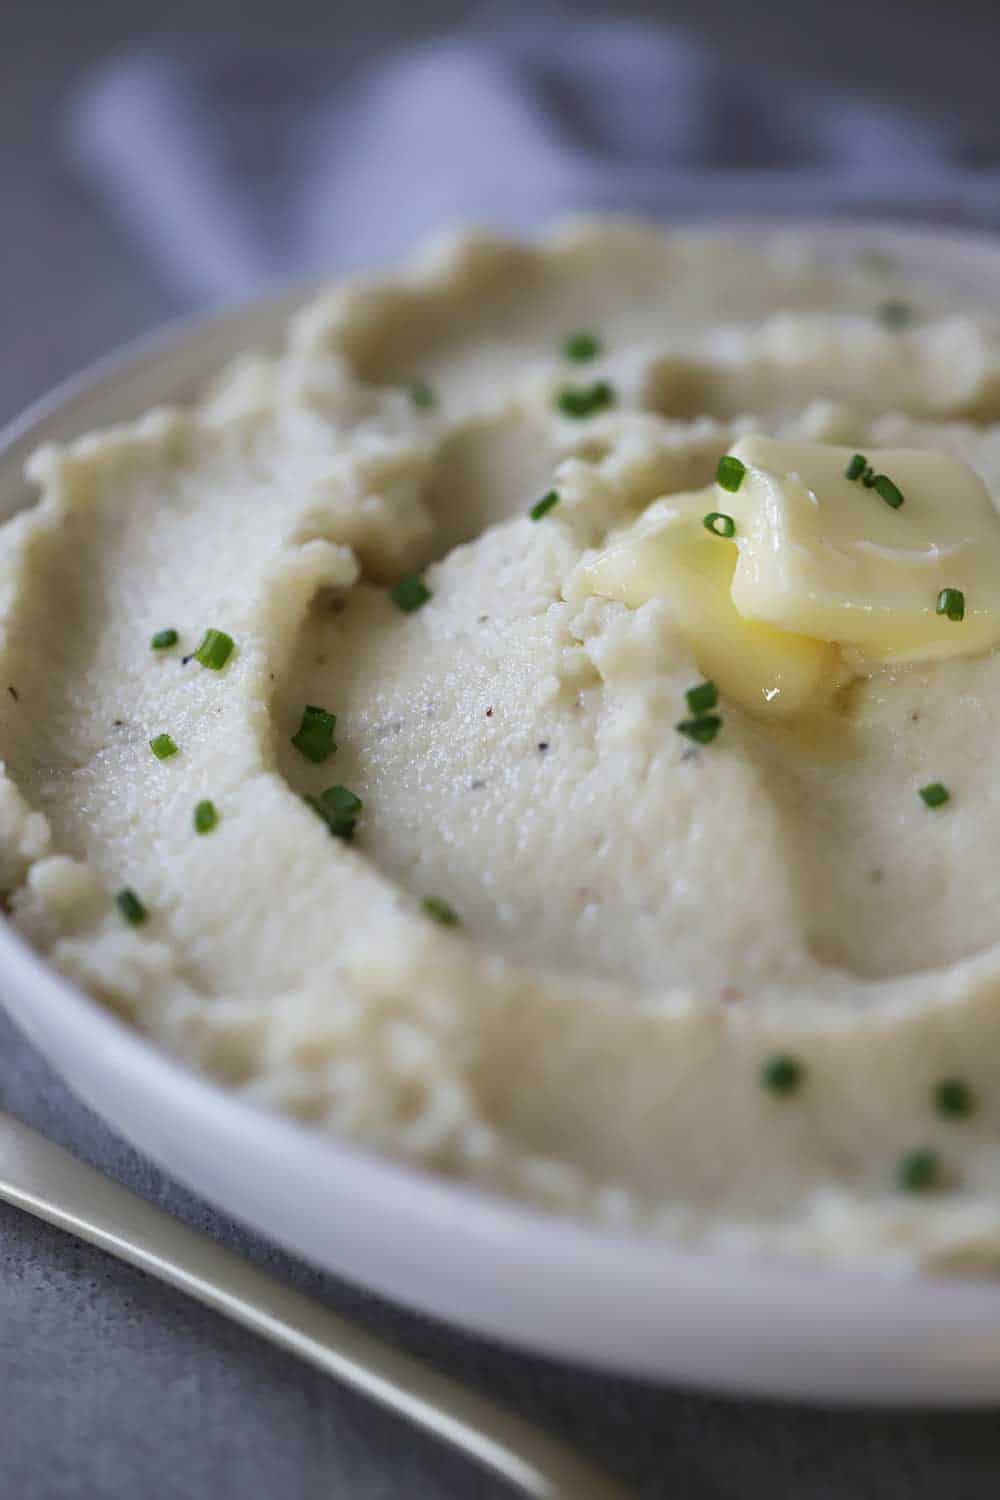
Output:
[
  {"xmin": 576, "ymin": 494, "xmax": 843, "ymax": 718},
  {"xmin": 728, "ymin": 435, "xmax": 1000, "ymax": 663},
  {"xmin": 573, "ymin": 436, "xmax": 1000, "ymax": 720}
]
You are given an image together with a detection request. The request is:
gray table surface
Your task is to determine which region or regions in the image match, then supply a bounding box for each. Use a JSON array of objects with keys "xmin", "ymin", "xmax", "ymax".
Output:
[{"xmin": 5, "ymin": 5, "xmax": 1000, "ymax": 1496}]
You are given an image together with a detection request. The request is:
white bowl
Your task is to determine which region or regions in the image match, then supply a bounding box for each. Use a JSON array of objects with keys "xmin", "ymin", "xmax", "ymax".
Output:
[{"xmin": 7, "ymin": 222, "xmax": 1000, "ymax": 1406}]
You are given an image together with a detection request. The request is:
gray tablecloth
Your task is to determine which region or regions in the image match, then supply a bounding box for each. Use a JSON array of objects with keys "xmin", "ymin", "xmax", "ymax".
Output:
[{"xmin": 5, "ymin": 6, "xmax": 1000, "ymax": 1496}]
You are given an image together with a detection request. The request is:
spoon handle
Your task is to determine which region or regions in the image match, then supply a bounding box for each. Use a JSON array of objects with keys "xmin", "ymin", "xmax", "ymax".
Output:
[{"xmin": 0, "ymin": 1110, "xmax": 633, "ymax": 1499}]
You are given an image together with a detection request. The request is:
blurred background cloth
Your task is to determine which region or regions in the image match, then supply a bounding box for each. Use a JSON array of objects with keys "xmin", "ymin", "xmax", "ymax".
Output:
[{"xmin": 67, "ymin": 7, "xmax": 1000, "ymax": 305}]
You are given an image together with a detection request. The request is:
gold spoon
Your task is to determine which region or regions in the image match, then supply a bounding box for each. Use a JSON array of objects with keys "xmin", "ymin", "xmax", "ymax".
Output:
[{"xmin": 0, "ymin": 1109, "xmax": 634, "ymax": 1499}]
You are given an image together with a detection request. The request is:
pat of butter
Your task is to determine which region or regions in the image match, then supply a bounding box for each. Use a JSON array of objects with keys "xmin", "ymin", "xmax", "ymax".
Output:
[
  {"xmin": 577, "ymin": 495, "xmax": 843, "ymax": 718},
  {"xmin": 727, "ymin": 435, "xmax": 1000, "ymax": 663}
]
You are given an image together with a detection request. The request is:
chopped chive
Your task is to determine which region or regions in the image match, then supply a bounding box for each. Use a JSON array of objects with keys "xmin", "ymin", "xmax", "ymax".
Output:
[
  {"xmin": 390, "ymin": 575, "xmax": 432, "ymax": 613},
  {"xmin": 305, "ymin": 784, "xmax": 362, "ymax": 841},
  {"xmin": 149, "ymin": 733, "xmax": 178, "ymax": 760},
  {"xmin": 407, "ymin": 379, "xmax": 435, "ymax": 409},
  {"xmin": 936, "ymin": 588, "xmax": 965, "ymax": 622},
  {"xmin": 555, "ymin": 380, "xmax": 615, "ymax": 419},
  {"xmin": 761, "ymin": 1053, "xmax": 804, "ymax": 1096},
  {"xmin": 676, "ymin": 714, "xmax": 721, "ymax": 745},
  {"xmin": 194, "ymin": 629, "xmax": 235, "ymax": 671},
  {"xmin": 562, "ymin": 331, "xmax": 601, "ymax": 362},
  {"xmin": 291, "ymin": 704, "xmax": 337, "ymax": 764},
  {"xmin": 421, "ymin": 896, "xmax": 459, "ymax": 927},
  {"xmin": 919, "ymin": 782, "xmax": 950, "ymax": 809},
  {"xmin": 529, "ymin": 490, "xmax": 559, "ymax": 521},
  {"xmin": 715, "ymin": 455, "xmax": 746, "ymax": 492},
  {"xmin": 898, "ymin": 1148, "xmax": 939, "ymax": 1192},
  {"xmin": 935, "ymin": 1078, "xmax": 974, "ymax": 1119},
  {"xmin": 703, "ymin": 511, "xmax": 736, "ymax": 538},
  {"xmin": 151, "ymin": 628, "xmax": 179, "ymax": 650},
  {"xmin": 115, "ymin": 888, "xmax": 147, "ymax": 926},
  {"xmin": 873, "ymin": 474, "xmax": 905, "ymax": 509},
  {"xmin": 685, "ymin": 680, "xmax": 718, "ymax": 715},
  {"xmin": 878, "ymin": 299, "xmax": 913, "ymax": 330},
  {"xmin": 846, "ymin": 454, "xmax": 886, "ymax": 492},
  {"xmin": 193, "ymin": 799, "xmax": 218, "ymax": 834}
]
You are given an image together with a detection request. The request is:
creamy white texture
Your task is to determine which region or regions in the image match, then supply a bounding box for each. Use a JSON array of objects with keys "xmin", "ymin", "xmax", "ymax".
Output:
[{"xmin": 6, "ymin": 224, "xmax": 1000, "ymax": 1266}]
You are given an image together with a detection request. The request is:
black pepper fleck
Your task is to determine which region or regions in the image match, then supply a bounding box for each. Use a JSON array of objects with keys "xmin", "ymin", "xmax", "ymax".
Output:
[
  {"xmin": 537, "ymin": 741, "xmax": 549, "ymax": 752},
  {"xmin": 7, "ymin": 686, "xmax": 18, "ymax": 701},
  {"xmin": 486, "ymin": 707, "xmax": 493, "ymax": 717},
  {"xmin": 181, "ymin": 654, "xmax": 194, "ymax": 665}
]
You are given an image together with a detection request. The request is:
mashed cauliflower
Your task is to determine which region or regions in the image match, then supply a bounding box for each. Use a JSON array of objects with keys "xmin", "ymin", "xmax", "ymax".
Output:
[{"xmin": 5, "ymin": 223, "xmax": 1000, "ymax": 1266}]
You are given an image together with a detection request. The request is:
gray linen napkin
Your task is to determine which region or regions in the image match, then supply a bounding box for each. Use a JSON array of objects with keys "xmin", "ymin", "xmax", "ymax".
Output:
[{"xmin": 67, "ymin": 7, "xmax": 1000, "ymax": 305}]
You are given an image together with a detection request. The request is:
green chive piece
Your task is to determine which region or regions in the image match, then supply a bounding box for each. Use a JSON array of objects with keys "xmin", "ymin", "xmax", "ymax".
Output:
[
  {"xmin": 407, "ymin": 379, "xmax": 435, "ymax": 409},
  {"xmin": 390, "ymin": 575, "xmax": 432, "ymax": 613},
  {"xmin": 193, "ymin": 800, "xmax": 218, "ymax": 835},
  {"xmin": 676, "ymin": 714, "xmax": 722, "ymax": 745},
  {"xmin": 845, "ymin": 453, "xmax": 867, "ymax": 481},
  {"xmin": 529, "ymin": 490, "xmax": 560, "ymax": 521},
  {"xmin": 555, "ymin": 380, "xmax": 615, "ymax": 419},
  {"xmin": 761, "ymin": 1054, "xmax": 804, "ymax": 1096},
  {"xmin": 878, "ymin": 299, "xmax": 913, "ymax": 330},
  {"xmin": 715, "ymin": 455, "xmax": 746, "ymax": 492},
  {"xmin": 305, "ymin": 784, "xmax": 362, "ymax": 841},
  {"xmin": 685, "ymin": 680, "xmax": 718, "ymax": 715},
  {"xmin": 149, "ymin": 733, "xmax": 178, "ymax": 761},
  {"xmin": 562, "ymin": 331, "xmax": 601, "ymax": 362},
  {"xmin": 935, "ymin": 1078, "xmax": 974, "ymax": 1119},
  {"xmin": 873, "ymin": 474, "xmax": 905, "ymax": 509},
  {"xmin": 194, "ymin": 629, "xmax": 235, "ymax": 671},
  {"xmin": 151, "ymin": 628, "xmax": 179, "ymax": 650},
  {"xmin": 919, "ymin": 782, "xmax": 950, "ymax": 809},
  {"xmin": 291, "ymin": 705, "xmax": 337, "ymax": 764},
  {"xmin": 703, "ymin": 511, "xmax": 736, "ymax": 538},
  {"xmin": 421, "ymin": 896, "xmax": 459, "ymax": 927},
  {"xmin": 898, "ymin": 1148, "xmax": 939, "ymax": 1192},
  {"xmin": 115, "ymin": 888, "xmax": 147, "ymax": 926},
  {"xmin": 861, "ymin": 466, "xmax": 876, "ymax": 488},
  {"xmin": 936, "ymin": 588, "xmax": 965, "ymax": 622}
]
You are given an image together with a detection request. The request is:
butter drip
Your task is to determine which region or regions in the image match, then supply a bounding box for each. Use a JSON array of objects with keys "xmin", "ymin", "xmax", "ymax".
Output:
[{"xmin": 573, "ymin": 436, "xmax": 1000, "ymax": 718}]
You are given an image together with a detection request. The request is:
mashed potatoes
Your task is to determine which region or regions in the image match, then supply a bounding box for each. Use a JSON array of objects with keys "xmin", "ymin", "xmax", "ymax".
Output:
[{"xmin": 6, "ymin": 223, "xmax": 1000, "ymax": 1266}]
